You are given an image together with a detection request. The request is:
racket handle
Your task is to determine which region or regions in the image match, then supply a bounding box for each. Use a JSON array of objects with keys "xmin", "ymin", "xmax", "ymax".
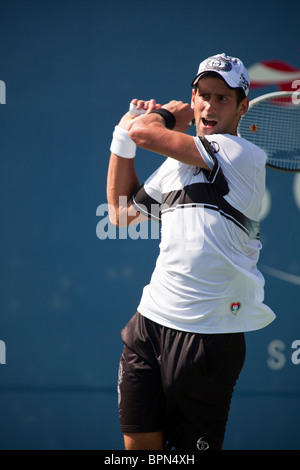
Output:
[
  {"xmin": 129, "ymin": 102, "xmax": 195, "ymax": 126},
  {"xmin": 129, "ymin": 103, "xmax": 147, "ymax": 117}
]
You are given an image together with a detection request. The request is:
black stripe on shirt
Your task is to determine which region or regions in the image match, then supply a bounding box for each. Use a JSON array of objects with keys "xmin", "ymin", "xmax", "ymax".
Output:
[
  {"xmin": 132, "ymin": 147, "xmax": 259, "ymax": 239},
  {"xmin": 133, "ymin": 182, "xmax": 259, "ymax": 239},
  {"xmin": 132, "ymin": 185, "xmax": 161, "ymax": 221},
  {"xmin": 161, "ymin": 200, "xmax": 260, "ymax": 239},
  {"xmin": 161, "ymin": 183, "xmax": 259, "ymax": 239}
]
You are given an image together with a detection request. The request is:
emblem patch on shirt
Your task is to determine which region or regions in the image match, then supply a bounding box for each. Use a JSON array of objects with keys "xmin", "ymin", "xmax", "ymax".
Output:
[
  {"xmin": 230, "ymin": 302, "xmax": 241, "ymax": 315},
  {"xmin": 210, "ymin": 141, "xmax": 220, "ymax": 153}
]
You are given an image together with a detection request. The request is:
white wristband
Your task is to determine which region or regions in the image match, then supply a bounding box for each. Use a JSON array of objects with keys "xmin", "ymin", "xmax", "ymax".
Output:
[{"xmin": 110, "ymin": 125, "xmax": 137, "ymax": 159}]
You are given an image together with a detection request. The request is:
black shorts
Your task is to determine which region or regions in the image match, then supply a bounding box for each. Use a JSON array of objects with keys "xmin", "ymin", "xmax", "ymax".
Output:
[{"xmin": 118, "ymin": 312, "xmax": 246, "ymax": 450}]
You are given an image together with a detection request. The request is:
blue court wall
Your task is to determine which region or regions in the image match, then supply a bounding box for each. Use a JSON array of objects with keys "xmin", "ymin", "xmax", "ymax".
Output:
[{"xmin": 0, "ymin": 0, "xmax": 299, "ymax": 450}]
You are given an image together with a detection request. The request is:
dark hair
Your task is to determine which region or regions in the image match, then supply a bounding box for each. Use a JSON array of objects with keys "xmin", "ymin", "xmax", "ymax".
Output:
[{"xmin": 194, "ymin": 71, "xmax": 246, "ymax": 107}]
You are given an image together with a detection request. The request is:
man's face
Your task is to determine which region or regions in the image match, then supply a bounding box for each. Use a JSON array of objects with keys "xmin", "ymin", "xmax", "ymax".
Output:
[{"xmin": 191, "ymin": 76, "xmax": 249, "ymax": 136}]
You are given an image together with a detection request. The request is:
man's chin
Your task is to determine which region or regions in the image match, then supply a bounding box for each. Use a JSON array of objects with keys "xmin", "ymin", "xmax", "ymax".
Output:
[{"xmin": 197, "ymin": 125, "xmax": 219, "ymax": 136}]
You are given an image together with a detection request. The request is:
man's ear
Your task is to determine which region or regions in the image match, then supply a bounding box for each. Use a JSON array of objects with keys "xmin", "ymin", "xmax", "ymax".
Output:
[
  {"xmin": 238, "ymin": 97, "xmax": 249, "ymax": 117},
  {"xmin": 191, "ymin": 88, "xmax": 196, "ymax": 110}
]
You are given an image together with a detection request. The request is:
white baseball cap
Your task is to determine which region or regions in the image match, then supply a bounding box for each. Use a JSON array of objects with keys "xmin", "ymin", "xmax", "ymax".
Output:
[{"xmin": 191, "ymin": 53, "xmax": 250, "ymax": 96}]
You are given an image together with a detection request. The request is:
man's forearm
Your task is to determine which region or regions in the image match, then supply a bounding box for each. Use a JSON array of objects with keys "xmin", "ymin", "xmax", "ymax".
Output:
[{"xmin": 106, "ymin": 153, "xmax": 140, "ymax": 226}]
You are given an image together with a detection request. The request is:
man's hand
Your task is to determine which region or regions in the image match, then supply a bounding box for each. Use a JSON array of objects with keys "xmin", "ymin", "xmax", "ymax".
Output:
[
  {"xmin": 127, "ymin": 98, "xmax": 208, "ymax": 170},
  {"xmin": 162, "ymin": 100, "xmax": 194, "ymax": 133},
  {"xmin": 117, "ymin": 98, "xmax": 194, "ymax": 134},
  {"xmin": 118, "ymin": 99, "xmax": 162, "ymax": 130}
]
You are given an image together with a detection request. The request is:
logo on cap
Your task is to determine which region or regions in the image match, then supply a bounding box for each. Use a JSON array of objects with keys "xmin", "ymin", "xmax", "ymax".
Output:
[
  {"xmin": 238, "ymin": 72, "xmax": 250, "ymax": 94},
  {"xmin": 204, "ymin": 56, "xmax": 233, "ymax": 72}
]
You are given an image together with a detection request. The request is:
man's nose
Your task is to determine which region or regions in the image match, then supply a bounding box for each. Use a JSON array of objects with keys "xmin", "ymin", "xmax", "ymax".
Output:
[{"xmin": 205, "ymin": 98, "xmax": 216, "ymax": 112}]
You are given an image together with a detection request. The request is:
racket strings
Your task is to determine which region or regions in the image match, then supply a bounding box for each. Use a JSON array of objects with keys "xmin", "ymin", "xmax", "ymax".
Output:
[{"xmin": 238, "ymin": 96, "xmax": 300, "ymax": 171}]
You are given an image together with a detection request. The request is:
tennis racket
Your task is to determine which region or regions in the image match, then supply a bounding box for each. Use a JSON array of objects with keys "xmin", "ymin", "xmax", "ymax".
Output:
[{"xmin": 238, "ymin": 91, "xmax": 300, "ymax": 172}]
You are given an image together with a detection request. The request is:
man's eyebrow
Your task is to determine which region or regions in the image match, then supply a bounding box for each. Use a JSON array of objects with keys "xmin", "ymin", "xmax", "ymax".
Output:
[{"xmin": 197, "ymin": 89, "xmax": 231, "ymax": 97}]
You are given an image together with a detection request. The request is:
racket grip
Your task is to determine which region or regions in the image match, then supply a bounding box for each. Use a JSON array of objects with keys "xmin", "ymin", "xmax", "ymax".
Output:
[
  {"xmin": 129, "ymin": 103, "xmax": 147, "ymax": 117},
  {"xmin": 129, "ymin": 102, "xmax": 195, "ymax": 126}
]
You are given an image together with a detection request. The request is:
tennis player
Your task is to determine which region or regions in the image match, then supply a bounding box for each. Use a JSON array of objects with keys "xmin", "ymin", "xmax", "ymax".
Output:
[{"xmin": 106, "ymin": 53, "xmax": 276, "ymax": 450}]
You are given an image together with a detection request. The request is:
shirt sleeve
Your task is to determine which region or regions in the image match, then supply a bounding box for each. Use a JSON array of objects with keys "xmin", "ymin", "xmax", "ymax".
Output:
[
  {"xmin": 205, "ymin": 134, "xmax": 267, "ymax": 220},
  {"xmin": 193, "ymin": 136, "xmax": 214, "ymax": 169}
]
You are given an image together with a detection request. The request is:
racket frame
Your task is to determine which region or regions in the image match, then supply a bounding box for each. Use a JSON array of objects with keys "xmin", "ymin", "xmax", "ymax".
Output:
[{"xmin": 238, "ymin": 91, "xmax": 300, "ymax": 172}]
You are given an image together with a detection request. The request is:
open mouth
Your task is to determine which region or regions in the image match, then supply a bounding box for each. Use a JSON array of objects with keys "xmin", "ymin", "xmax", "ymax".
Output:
[{"xmin": 202, "ymin": 118, "xmax": 218, "ymax": 128}]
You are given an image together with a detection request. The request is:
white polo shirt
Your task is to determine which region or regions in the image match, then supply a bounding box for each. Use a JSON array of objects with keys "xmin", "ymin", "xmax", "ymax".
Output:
[{"xmin": 132, "ymin": 134, "xmax": 276, "ymax": 333}]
